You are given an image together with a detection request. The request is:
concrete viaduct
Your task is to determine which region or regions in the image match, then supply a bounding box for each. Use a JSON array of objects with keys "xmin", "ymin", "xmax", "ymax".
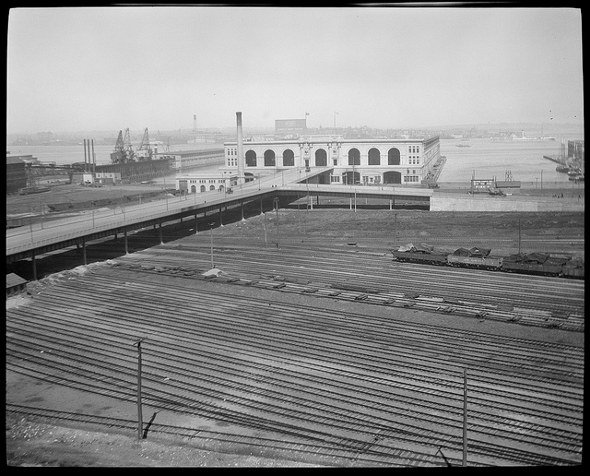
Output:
[{"xmin": 6, "ymin": 167, "xmax": 432, "ymax": 280}]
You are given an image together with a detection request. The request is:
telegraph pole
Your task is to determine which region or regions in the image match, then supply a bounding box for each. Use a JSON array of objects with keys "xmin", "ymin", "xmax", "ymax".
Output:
[
  {"xmin": 274, "ymin": 197, "xmax": 280, "ymax": 248},
  {"xmin": 463, "ymin": 368, "xmax": 468, "ymax": 466},
  {"xmin": 210, "ymin": 222, "xmax": 215, "ymax": 268},
  {"xmin": 518, "ymin": 218, "xmax": 521, "ymax": 254},
  {"xmin": 133, "ymin": 338, "xmax": 145, "ymax": 440}
]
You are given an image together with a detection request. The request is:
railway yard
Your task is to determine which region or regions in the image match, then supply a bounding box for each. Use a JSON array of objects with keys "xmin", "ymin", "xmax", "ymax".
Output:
[{"xmin": 5, "ymin": 208, "xmax": 585, "ymax": 467}]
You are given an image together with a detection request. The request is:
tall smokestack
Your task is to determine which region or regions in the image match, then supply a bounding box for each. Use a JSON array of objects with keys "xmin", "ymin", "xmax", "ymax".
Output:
[
  {"xmin": 86, "ymin": 139, "xmax": 91, "ymax": 173},
  {"xmin": 83, "ymin": 139, "xmax": 87, "ymax": 171},
  {"xmin": 193, "ymin": 113, "xmax": 197, "ymax": 144},
  {"xmin": 91, "ymin": 139, "xmax": 96, "ymax": 177},
  {"xmin": 236, "ymin": 112, "xmax": 244, "ymax": 183}
]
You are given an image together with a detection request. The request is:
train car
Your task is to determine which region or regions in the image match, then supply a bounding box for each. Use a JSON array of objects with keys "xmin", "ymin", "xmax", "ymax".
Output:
[
  {"xmin": 501, "ymin": 252, "xmax": 564, "ymax": 277},
  {"xmin": 447, "ymin": 254, "xmax": 503, "ymax": 271},
  {"xmin": 391, "ymin": 249, "xmax": 448, "ymax": 266},
  {"xmin": 500, "ymin": 261, "xmax": 563, "ymax": 277},
  {"xmin": 562, "ymin": 260, "xmax": 585, "ymax": 280}
]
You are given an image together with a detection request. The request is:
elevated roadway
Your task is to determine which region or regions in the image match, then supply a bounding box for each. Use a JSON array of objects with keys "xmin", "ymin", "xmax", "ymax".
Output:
[{"xmin": 6, "ymin": 166, "xmax": 432, "ymax": 278}]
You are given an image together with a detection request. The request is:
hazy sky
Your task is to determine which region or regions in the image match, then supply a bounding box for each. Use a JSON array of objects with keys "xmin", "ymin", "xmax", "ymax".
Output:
[{"xmin": 6, "ymin": 6, "xmax": 584, "ymax": 134}]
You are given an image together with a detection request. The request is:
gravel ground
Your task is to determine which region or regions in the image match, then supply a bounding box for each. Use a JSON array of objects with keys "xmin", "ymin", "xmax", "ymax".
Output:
[{"xmin": 5, "ymin": 198, "xmax": 584, "ymax": 467}]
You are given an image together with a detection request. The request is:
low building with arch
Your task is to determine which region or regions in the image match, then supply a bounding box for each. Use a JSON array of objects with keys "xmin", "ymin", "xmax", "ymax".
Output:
[
  {"xmin": 176, "ymin": 175, "xmax": 234, "ymax": 194},
  {"xmin": 222, "ymin": 136, "xmax": 440, "ymax": 186}
]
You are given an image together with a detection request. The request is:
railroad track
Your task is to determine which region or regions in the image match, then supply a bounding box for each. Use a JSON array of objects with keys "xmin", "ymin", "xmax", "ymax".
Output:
[
  {"xmin": 107, "ymin": 243, "xmax": 584, "ymax": 331},
  {"xmin": 7, "ymin": 263, "xmax": 583, "ymax": 466}
]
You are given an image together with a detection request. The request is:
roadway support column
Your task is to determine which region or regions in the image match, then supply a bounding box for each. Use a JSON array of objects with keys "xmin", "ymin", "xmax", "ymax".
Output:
[
  {"xmin": 124, "ymin": 228, "xmax": 129, "ymax": 255},
  {"xmin": 159, "ymin": 222, "xmax": 163, "ymax": 245},
  {"xmin": 31, "ymin": 251, "xmax": 37, "ymax": 281},
  {"xmin": 241, "ymin": 202, "xmax": 245, "ymax": 221},
  {"xmin": 194, "ymin": 213, "xmax": 198, "ymax": 234},
  {"xmin": 219, "ymin": 205, "xmax": 223, "ymax": 226},
  {"xmin": 82, "ymin": 238, "xmax": 87, "ymax": 266},
  {"xmin": 260, "ymin": 197, "xmax": 263, "ymax": 215},
  {"xmin": 349, "ymin": 197, "xmax": 352, "ymax": 210},
  {"xmin": 389, "ymin": 199, "xmax": 393, "ymax": 210}
]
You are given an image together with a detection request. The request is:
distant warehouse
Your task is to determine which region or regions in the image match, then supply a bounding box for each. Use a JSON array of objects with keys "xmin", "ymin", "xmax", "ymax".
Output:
[
  {"xmin": 155, "ymin": 148, "xmax": 224, "ymax": 171},
  {"xmin": 6, "ymin": 156, "xmax": 28, "ymax": 194}
]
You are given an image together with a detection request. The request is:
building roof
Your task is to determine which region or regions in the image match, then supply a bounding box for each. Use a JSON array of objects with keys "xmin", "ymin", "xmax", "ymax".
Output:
[
  {"xmin": 6, "ymin": 273, "xmax": 27, "ymax": 288},
  {"xmin": 223, "ymin": 137, "xmax": 437, "ymax": 146},
  {"xmin": 164, "ymin": 149, "xmax": 223, "ymax": 157}
]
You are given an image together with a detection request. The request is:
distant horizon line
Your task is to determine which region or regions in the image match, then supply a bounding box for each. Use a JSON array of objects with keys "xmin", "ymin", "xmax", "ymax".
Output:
[{"xmin": 7, "ymin": 120, "xmax": 585, "ymax": 137}]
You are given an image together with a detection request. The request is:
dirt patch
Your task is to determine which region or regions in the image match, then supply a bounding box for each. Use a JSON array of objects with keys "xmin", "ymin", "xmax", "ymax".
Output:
[{"xmin": 6, "ymin": 413, "xmax": 318, "ymax": 467}]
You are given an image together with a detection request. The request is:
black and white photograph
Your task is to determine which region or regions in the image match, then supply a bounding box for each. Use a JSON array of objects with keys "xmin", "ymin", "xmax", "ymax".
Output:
[{"xmin": 5, "ymin": 4, "xmax": 584, "ymax": 467}]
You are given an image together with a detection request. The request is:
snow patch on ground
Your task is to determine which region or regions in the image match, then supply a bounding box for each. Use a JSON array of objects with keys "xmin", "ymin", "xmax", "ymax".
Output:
[
  {"xmin": 6, "ymin": 294, "xmax": 33, "ymax": 310},
  {"xmin": 201, "ymin": 268, "xmax": 223, "ymax": 277}
]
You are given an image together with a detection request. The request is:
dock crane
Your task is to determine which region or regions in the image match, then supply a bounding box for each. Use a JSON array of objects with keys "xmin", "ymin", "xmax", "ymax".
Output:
[
  {"xmin": 110, "ymin": 128, "xmax": 136, "ymax": 164},
  {"xmin": 136, "ymin": 128, "xmax": 153, "ymax": 161}
]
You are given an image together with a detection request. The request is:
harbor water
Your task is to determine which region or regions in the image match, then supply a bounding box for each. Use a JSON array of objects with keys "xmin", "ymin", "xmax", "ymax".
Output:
[
  {"xmin": 6, "ymin": 137, "xmax": 582, "ymax": 187},
  {"xmin": 438, "ymin": 138, "xmax": 574, "ymax": 185}
]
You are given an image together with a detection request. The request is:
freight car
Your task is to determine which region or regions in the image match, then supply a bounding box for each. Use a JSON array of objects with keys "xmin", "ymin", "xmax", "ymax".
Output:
[
  {"xmin": 447, "ymin": 254, "xmax": 503, "ymax": 271},
  {"xmin": 562, "ymin": 260, "xmax": 585, "ymax": 279},
  {"xmin": 391, "ymin": 244, "xmax": 584, "ymax": 279},
  {"xmin": 501, "ymin": 253, "xmax": 566, "ymax": 277},
  {"xmin": 390, "ymin": 250, "xmax": 449, "ymax": 266}
]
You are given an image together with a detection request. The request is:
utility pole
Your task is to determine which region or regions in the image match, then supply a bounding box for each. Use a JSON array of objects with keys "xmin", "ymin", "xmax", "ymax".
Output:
[
  {"xmin": 518, "ymin": 218, "xmax": 521, "ymax": 254},
  {"xmin": 274, "ymin": 197, "xmax": 280, "ymax": 248},
  {"xmin": 133, "ymin": 338, "xmax": 145, "ymax": 441},
  {"xmin": 209, "ymin": 222, "xmax": 215, "ymax": 268},
  {"xmin": 463, "ymin": 368, "xmax": 468, "ymax": 467}
]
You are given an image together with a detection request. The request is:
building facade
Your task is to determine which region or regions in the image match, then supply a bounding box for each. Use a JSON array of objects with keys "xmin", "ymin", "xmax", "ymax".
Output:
[
  {"xmin": 6, "ymin": 156, "xmax": 28, "ymax": 194},
  {"xmin": 222, "ymin": 137, "xmax": 440, "ymax": 185},
  {"xmin": 155, "ymin": 149, "xmax": 224, "ymax": 171},
  {"xmin": 176, "ymin": 175, "xmax": 234, "ymax": 194}
]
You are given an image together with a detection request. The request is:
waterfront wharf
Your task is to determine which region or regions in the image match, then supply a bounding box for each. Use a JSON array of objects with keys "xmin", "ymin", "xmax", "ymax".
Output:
[{"xmin": 543, "ymin": 155, "xmax": 568, "ymax": 166}]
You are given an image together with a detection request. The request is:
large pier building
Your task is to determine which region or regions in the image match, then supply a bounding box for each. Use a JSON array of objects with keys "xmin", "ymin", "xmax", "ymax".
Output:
[{"xmin": 220, "ymin": 136, "xmax": 441, "ymax": 185}]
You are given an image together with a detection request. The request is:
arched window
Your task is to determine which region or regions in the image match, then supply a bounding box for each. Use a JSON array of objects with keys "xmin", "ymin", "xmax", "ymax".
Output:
[
  {"xmin": 348, "ymin": 148, "xmax": 360, "ymax": 166},
  {"xmin": 264, "ymin": 149, "xmax": 276, "ymax": 167},
  {"xmin": 368, "ymin": 148, "xmax": 381, "ymax": 165},
  {"xmin": 245, "ymin": 150, "xmax": 257, "ymax": 167},
  {"xmin": 315, "ymin": 149, "xmax": 327, "ymax": 166},
  {"xmin": 283, "ymin": 149, "xmax": 294, "ymax": 166},
  {"xmin": 191, "ymin": 185, "xmax": 196, "ymax": 193},
  {"xmin": 219, "ymin": 185, "xmax": 224, "ymax": 192},
  {"xmin": 209, "ymin": 185, "xmax": 215, "ymax": 191},
  {"xmin": 200, "ymin": 185, "xmax": 206, "ymax": 192},
  {"xmin": 388, "ymin": 148, "xmax": 400, "ymax": 165}
]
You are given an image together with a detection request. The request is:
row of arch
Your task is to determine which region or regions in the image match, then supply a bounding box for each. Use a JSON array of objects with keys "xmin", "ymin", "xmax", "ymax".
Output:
[
  {"xmin": 245, "ymin": 147, "xmax": 402, "ymax": 167},
  {"xmin": 190, "ymin": 184, "xmax": 225, "ymax": 193}
]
